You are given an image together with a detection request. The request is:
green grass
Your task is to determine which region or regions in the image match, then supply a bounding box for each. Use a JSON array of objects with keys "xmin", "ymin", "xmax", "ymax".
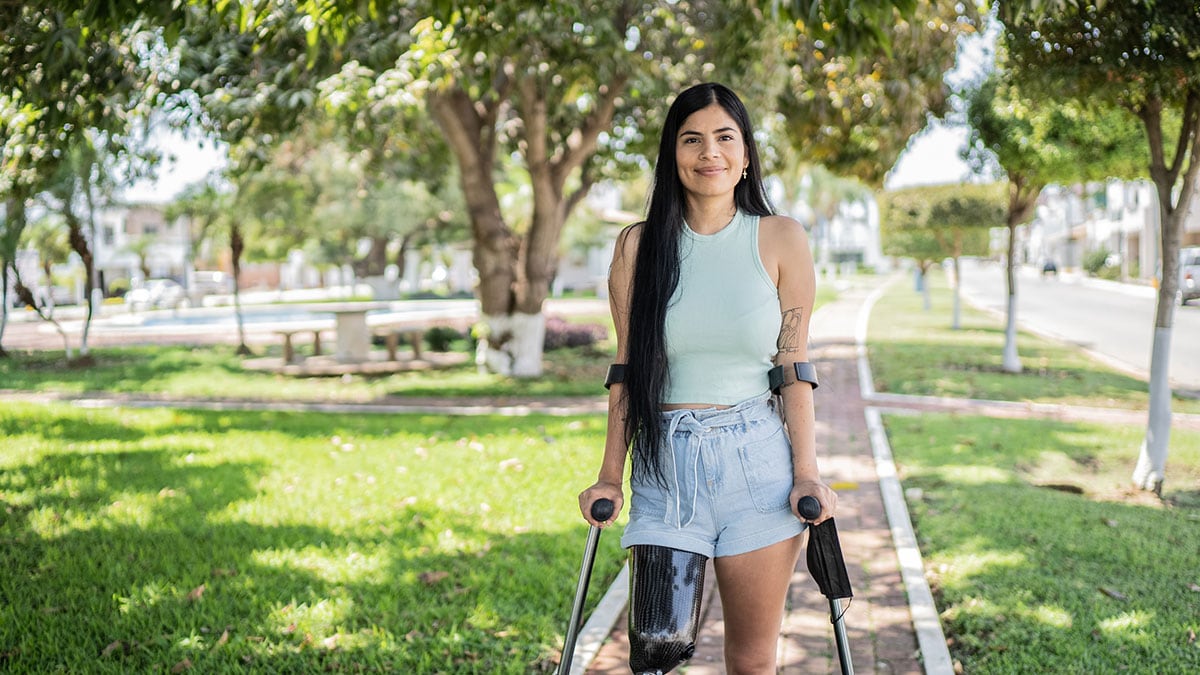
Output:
[
  {"xmin": 868, "ymin": 274, "xmax": 1200, "ymax": 414},
  {"xmin": 884, "ymin": 413, "xmax": 1200, "ymax": 673},
  {"xmin": 0, "ymin": 285, "xmax": 838, "ymax": 403},
  {"xmin": 0, "ymin": 401, "xmax": 622, "ymax": 673},
  {"xmin": 0, "ymin": 344, "xmax": 616, "ymax": 401}
]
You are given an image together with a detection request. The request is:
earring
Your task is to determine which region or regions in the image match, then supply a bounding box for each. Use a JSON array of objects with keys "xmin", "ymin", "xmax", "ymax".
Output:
[{"xmin": 742, "ymin": 169, "xmax": 748, "ymax": 180}]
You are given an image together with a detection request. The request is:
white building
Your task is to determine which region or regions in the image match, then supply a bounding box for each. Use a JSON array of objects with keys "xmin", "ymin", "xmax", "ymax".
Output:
[{"xmin": 1027, "ymin": 178, "xmax": 1200, "ymax": 281}]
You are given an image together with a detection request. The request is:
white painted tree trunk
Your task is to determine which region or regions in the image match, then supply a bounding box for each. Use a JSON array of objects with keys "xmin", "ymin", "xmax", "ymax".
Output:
[
  {"xmin": 1133, "ymin": 326, "xmax": 1173, "ymax": 493},
  {"xmin": 915, "ymin": 267, "xmax": 931, "ymax": 310},
  {"xmin": 476, "ymin": 312, "xmax": 546, "ymax": 377},
  {"xmin": 1002, "ymin": 291, "xmax": 1022, "ymax": 373},
  {"xmin": 951, "ymin": 258, "xmax": 962, "ymax": 330}
]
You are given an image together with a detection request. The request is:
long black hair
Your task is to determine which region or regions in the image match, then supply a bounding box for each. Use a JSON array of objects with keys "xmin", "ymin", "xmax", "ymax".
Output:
[{"xmin": 624, "ymin": 82, "xmax": 774, "ymax": 484}]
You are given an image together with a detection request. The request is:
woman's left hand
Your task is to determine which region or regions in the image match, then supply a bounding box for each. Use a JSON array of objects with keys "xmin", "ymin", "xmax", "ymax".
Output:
[{"xmin": 790, "ymin": 479, "xmax": 838, "ymax": 525}]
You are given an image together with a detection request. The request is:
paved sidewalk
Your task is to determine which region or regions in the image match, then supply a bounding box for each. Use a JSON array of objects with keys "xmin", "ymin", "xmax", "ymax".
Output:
[{"xmin": 587, "ymin": 282, "xmax": 924, "ymax": 674}]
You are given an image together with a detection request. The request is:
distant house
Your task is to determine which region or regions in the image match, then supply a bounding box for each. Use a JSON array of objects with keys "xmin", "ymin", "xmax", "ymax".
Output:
[
  {"xmin": 1027, "ymin": 178, "xmax": 1200, "ymax": 281},
  {"xmin": 94, "ymin": 204, "xmax": 190, "ymax": 291}
]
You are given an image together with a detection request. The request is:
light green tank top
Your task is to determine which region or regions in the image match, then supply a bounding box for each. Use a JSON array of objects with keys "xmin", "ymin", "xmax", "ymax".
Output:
[{"xmin": 664, "ymin": 210, "xmax": 781, "ymax": 404}]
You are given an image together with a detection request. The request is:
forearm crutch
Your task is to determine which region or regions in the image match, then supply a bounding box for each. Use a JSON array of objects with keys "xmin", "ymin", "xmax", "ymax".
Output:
[{"xmin": 558, "ymin": 498, "xmax": 615, "ymax": 675}]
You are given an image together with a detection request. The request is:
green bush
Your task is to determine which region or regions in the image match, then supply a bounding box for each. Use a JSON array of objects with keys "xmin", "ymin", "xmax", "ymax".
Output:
[
  {"xmin": 1082, "ymin": 248, "xmax": 1111, "ymax": 276},
  {"xmin": 107, "ymin": 278, "xmax": 130, "ymax": 298},
  {"xmin": 424, "ymin": 325, "xmax": 464, "ymax": 352}
]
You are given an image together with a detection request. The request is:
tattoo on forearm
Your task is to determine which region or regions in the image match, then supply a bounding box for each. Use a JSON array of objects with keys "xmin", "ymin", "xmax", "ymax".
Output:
[{"xmin": 777, "ymin": 307, "xmax": 805, "ymax": 353}]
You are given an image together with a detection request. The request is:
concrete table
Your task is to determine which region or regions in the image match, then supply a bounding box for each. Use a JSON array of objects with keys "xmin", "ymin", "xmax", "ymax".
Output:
[{"xmin": 327, "ymin": 304, "xmax": 385, "ymax": 363}]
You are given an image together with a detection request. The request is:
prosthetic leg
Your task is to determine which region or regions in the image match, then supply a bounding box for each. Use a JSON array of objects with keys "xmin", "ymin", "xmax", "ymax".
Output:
[{"xmin": 627, "ymin": 545, "xmax": 708, "ymax": 674}]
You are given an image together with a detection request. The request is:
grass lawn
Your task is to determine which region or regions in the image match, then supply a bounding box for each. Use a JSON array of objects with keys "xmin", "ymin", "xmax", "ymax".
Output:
[
  {"xmin": 0, "ymin": 402, "xmax": 622, "ymax": 673},
  {"xmin": 0, "ymin": 283, "xmax": 841, "ymax": 403},
  {"xmin": 867, "ymin": 272, "xmax": 1200, "ymax": 415},
  {"xmin": 884, "ymin": 413, "xmax": 1200, "ymax": 673},
  {"xmin": 0, "ymin": 344, "xmax": 616, "ymax": 402}
]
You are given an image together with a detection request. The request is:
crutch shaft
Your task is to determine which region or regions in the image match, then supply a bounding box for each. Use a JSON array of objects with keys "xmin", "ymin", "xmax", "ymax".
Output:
[{"xmin": 830, "ymin": 598, "xmax": 854, "ymax": 675}]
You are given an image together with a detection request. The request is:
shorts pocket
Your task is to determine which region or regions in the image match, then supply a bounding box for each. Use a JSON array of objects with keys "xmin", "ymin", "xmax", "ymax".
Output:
[{"xmin": 736, "ymin": 425, "xmax": 793, "ymax": 513}]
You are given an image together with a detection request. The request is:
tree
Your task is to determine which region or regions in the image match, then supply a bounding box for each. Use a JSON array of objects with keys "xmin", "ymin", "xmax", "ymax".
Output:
[
  {"xmin": 167, "ymin": 179, "xmax": 253, "ymax": 355},
  {"xmin": 2, "ymin": 5, "xmax": 165, "ymax": 361},
  {"xmin": 964, "ymin": 69, "xmax": 1145, "ymax": 373},
  {"xmin": 0, "ymin": 194, "xmax": 29, "ymax": 358},
  {"xmin": 997, "ymin": 0, "xmax": 1200, "ymax": 493},
  {"xmin": 778, "ymin": 0, "xmax": 983, "ymax": 187},
  {"xmin": 21, "ymin": 219, "xmax": 74, "ymax": 295},
  {"xmin": 5, "ymin": 0, "xmax": 972, "ymax": 377},
  {"xmin": 36, "ymin": 137, "xmax": 129, "ymax": 361},
  {"xmin": 923, "ymin": 182, "xmax": 1005, "ymax": 327},
  {"xmin": 878, "ymin": 183, "xmax": 1003, "ymax": 316},
  {"xmin": 878, "ymin": 187, "xmax": 944, "ymax": 310}
]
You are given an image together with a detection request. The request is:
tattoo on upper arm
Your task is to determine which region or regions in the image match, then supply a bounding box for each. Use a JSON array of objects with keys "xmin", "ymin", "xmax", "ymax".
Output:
[{"xmin": 777, "ymin": 307, "xmax": 805, "ymax": 353}]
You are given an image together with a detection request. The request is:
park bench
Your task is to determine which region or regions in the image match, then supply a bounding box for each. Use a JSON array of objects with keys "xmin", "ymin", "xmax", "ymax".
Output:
[
  {"xmin": 371, "ymin": 313, "xmax": 477, "ymax": 362},
  {"xmin": 273, "ymin": 327, "xmax": 330, "ymax": 364}
]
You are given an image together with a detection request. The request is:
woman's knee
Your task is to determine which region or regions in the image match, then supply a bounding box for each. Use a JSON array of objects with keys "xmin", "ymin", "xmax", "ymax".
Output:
[{"xmin": 722, "ymin": 645, "xmax": 776, "ymax": 675}]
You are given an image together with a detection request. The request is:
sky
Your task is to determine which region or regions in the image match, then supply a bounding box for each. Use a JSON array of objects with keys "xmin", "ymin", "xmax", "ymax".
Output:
[{"xmin": 124, "ymin": 19, "xmax": 997, "ymax": 203}]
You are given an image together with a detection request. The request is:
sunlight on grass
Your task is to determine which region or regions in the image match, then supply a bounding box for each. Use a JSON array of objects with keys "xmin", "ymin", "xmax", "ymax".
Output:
[
  {"xmin": 1028, "ymin": 605, "xmax": 1072, "ymax": 629},
  {"xmin": 1098, "ymin": 611, "xmax": 1153, "ymax": 635},
  {"xmin": 887, "ymin": 412, "xmax": 1200, "ymax": 673},
  {"xmin": 937, "ymin": 465, "xmax": 1012, "ymax": 484},
  {"xmin": 0, "ymin": 401, "xmax": 619, "ymax": 673},
  {"xmin": 938, "ymin": 546, "xmax": 1028, "ymax": 581},
  {"xmin": 252, "ymin": 547, "xmax": 391, "ymax": 585},
  {"xmin": 868, "ymin": 273, "xmax": 1200, "ymax": 414}
]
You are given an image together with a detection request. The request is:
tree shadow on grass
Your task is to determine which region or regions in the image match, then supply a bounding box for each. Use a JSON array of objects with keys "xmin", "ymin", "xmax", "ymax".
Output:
[
  {"xmin": 888, "ymin": 413, "xmax": 1200, "ymax": 672},
  {"xmin": 0, "ymin": 423, "xmax": 623, "ymax": 674},
  {"xmin": 910, "ymin": 482, "xmax": 1200, "ymax": 673}
]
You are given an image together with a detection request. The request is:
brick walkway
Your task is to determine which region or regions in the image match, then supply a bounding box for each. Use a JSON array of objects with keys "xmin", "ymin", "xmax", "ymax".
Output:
[{"xmin": 587, "ymin": 284, "xmax": 923, "ymax": 674}]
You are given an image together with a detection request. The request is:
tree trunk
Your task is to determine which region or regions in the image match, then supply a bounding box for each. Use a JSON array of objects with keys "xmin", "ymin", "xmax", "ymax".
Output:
[
  {"xmin": 951, "ymin": 231, "xmax": 964, "ymax": 330},
  {"xmin": 920, "ymin": 265, "xmax": 932, "ymax": 311},
  {"xmin": 951, "ymin": 256, "xmax": 962, "ymax": 330},
  {"xmin": 64, "ymin": 211, "xmax": 95, "ymax": 362},
  {"xmin": 1001, "ymin": 221, "xmax": 1022, "ymax": 373},
  {"xmin": 430, "ymin": 71, "xmax": 623, "ymax": 377},
  {"xmin": 0, "ymin": 268, "xmax": 8, "ymax": 358},
  {"xmin": 80, "ymin": 166, "xmax": 102, "ymax": 358},
  {"xmin": 0, "ymin": 195, "xmax": 27, "ymax": 358},
  {"xmin": 1132, "ymin": 91, "xmax": 1200, "ymax": 492},
  {"xmin": 428, "ymin": 87, "xmax": 524, "ymax": 373},
  {"xmin": 230, "ymin": 222, "xmax": 251, "ymax": 356},
  {"xmin": 1001, "ymin": 177, "xmax": 1039, "ymax": 375},
  {"xmin": 355, "ymin": 236, "xmax": 389, "ymax": 278}
]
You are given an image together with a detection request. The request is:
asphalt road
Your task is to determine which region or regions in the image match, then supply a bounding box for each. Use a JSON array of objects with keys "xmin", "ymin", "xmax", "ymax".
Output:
[{"xmin": 957, "ymin": 258, "xmax": 1200, "ymax": 392}]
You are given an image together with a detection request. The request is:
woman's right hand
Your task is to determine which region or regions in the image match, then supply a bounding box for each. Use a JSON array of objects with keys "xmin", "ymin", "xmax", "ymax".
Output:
[{"xmin": 578, "ymin": 480, "xmax": 624, "ymax": 528}]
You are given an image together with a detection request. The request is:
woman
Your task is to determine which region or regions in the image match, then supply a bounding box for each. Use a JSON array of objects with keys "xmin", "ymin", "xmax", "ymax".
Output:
[{"xmin": 578, "ymin": 82, "xmax": 837, "ymax": 674}]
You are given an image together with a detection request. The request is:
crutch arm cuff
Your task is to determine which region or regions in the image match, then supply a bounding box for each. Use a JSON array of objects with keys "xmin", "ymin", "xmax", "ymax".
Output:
[
  {"xmin": 604, "ymin": 364, "xmax": 627, "ymax": 390},
  {"xmin": 769, "ymin": 362, "xmax": 819, "ymax": 395}
]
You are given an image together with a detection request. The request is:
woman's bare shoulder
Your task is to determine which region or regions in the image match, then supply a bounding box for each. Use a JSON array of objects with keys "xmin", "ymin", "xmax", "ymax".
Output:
[
  {"xmin": 615, "ymin": 221, "xmax": 645, "ymax": 258},
  {"xmin": 759, "ymin": 214, "xmax": 809, "ymax": 249}
]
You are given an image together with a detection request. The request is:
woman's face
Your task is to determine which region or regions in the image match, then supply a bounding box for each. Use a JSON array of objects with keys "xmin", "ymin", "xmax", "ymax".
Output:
[{"xmin": 675, "ymin": 103, "xmax": 749, "ymax": 202}]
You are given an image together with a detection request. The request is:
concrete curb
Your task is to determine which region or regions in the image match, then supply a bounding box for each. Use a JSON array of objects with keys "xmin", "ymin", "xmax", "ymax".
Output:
[
  {"xmin": 855, "ymin": 276, "xmax": 955, "ymax": 675},
  {"xmin": 569, "ymin": 563, "xmax": 629, "ymax": 675}
]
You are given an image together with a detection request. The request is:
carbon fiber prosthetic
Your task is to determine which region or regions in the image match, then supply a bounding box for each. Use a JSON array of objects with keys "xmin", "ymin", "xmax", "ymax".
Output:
[{"xmin": 627, "ymin": 545, "xmax": 708, "ymax": 674}]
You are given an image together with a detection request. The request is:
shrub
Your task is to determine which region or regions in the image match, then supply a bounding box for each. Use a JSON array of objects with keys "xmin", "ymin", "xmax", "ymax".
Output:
[
  {"xmin": 424, "ymin": 325, "xmax": 463, "ymax": 352},
  {"xmin": 543, "ymin": 315, "xmax": 607, "ymax": 350},
  {"xmin": 107, "ymin": 278, "xmax": 130, "ymax": 298},
  {"xmin": 1082, "ymin": 248, "xmax": 1111, "ymax": 276}
]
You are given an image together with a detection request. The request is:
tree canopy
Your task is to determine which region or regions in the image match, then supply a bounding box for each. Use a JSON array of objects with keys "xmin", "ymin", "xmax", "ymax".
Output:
[{"xmin": 995, "ymin": 0, "xmax": 1200, "ymax": 491}]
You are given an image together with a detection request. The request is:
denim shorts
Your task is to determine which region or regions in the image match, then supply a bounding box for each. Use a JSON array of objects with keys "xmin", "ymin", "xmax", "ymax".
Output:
[{"xmin": 620, "ymin": 392, "xmax": 807, "ymax": 558}]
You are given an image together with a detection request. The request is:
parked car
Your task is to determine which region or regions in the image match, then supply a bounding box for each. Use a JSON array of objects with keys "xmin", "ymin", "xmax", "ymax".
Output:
[
  {"xmin": 127, "ymin": 278, "xmax": 186, "ymax": 309},
  {"xmin": 1181, "ymin": 247, "xmax": 1200, "ymax": 306}
]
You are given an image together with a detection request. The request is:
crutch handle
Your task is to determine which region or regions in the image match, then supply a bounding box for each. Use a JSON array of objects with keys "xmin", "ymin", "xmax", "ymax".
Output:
[
  {"xmin": 560, "ymin": 497, "xmax": 615, "ymax": 675},
  {"xmin": 798, "ymin": 495, "xmax": 821, "ymax": 521},
  {"xmin": 591, "ymin": 498, "xmax": 615, "ymax": 522}
]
